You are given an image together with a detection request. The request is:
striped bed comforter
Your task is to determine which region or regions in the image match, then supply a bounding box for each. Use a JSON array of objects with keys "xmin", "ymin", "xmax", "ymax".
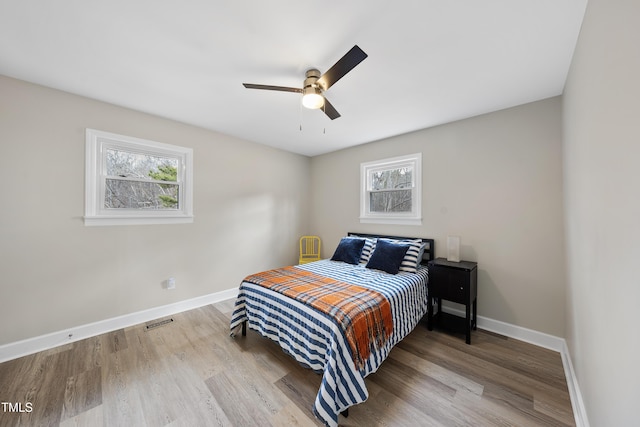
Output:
[{"xmin": 229, "ymin": 259, "xmax": 429, "ymax": 427}]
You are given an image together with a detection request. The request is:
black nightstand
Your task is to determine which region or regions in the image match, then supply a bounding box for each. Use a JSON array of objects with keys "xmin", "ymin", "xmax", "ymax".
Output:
[{"xmin": 427, "ymin": 258, "xmax": 478, "ymax": 344}]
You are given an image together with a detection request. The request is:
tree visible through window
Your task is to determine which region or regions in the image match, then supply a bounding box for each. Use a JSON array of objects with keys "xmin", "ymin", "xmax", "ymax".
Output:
[
  {"xmin": 369, "ymin": 166, "xmax": 413, "ymax": 213},
  {"xmin": 85, "ymin": 129, "xmax": 193, "ymax": 226},
  {"xmin": 360, "ymin": 153, "xmax": 422, "ymax": 225},
  {"xmin": 105, "ymin": 148, "xmax": 179, "ymax": 210}
]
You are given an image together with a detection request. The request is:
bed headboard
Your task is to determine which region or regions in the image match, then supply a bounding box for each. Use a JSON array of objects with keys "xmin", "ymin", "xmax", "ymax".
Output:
[{"xmin": 347, "ymin": 232, "xmax": 436, "ymax": 265}]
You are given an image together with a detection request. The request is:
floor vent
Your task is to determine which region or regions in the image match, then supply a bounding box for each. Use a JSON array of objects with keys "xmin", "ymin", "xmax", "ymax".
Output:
[{"xmin": 145, "ymin": 318, "xmax": 174, "ymax": 330}]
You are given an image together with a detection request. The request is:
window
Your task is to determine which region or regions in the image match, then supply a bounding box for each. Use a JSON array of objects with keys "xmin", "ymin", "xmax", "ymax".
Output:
[
  {"xmin": 85, "ymin": 129, "xmax": 193, "ymax": 226},
  {"xmin": 360, "ymin": 153, "xmax": 422, "ymax": 225}
]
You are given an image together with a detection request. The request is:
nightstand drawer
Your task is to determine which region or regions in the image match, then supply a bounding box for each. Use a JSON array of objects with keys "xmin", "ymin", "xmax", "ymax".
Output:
[{"xmin": 429, "ymin": 267, "xmax": 468, "ymax": 304}]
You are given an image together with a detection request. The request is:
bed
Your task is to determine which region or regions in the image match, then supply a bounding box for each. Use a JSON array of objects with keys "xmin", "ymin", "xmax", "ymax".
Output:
[{"xmin": 229, "ymin": 232, "xmax": 435, "ymax": 427}]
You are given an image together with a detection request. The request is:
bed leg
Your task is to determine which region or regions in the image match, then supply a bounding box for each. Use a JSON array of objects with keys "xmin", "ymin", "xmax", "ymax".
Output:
[
  {"xmin": 242, "ymin": 320, "xmax": 247, "ymax": 336},
  {"xmin": 341, "ymin": 408, "xmax": 349, "ymax": 418}
]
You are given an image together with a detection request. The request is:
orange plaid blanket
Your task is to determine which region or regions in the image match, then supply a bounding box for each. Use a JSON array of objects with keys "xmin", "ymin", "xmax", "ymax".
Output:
[{"xmin": 244, "ymin": 266, "xmax": 393, "ymax": 369}]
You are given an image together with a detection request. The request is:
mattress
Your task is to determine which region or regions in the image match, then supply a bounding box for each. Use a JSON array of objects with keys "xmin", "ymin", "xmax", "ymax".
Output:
[{"xmin": 230, "ymin": 259, "xmax": 429, "ymax": 427}]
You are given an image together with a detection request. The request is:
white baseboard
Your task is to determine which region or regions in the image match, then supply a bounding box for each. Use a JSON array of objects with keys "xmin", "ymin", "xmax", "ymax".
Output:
[
  {"xmin": 441, "ymin": 305, "xmax": 589, "ymax": 427},
  {"xmin": 561, "ymin": 340, "xmax": 590, "ymax": 427},
  {"xmin": 441, "ymin": 305, "xmax": 566, "ymax": 351},
  {"xmin": 0, "ymin": 287, "xmax": 239, "ymax": 363}
]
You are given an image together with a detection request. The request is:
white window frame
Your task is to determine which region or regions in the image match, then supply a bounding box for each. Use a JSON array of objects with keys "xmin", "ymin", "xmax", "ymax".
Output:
[
  {"xmin": 84, "ymin": 128, "xmax": 193, "ymax": 226},
  {"xmin": 360, "ymin": 153, "xmax": 422, "ymax": 225}
]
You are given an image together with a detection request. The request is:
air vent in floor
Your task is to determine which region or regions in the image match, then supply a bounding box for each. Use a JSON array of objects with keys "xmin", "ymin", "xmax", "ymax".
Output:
[{"xmin": 145, "ymin": 318, "xmax": 174, "ymax": 330}]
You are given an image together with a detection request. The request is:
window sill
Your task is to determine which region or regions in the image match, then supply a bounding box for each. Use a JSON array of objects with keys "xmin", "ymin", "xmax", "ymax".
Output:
[
  {"xmin": 84, "ymin": 215, "xmax": 194, "ymax": 226},
  {"xmin": 359, "ymin": 216, "xmax": 422, "ymax": 226}
]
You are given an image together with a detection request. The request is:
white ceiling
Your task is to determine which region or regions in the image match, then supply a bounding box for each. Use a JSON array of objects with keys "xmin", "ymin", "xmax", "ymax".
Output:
[{"xmin": 0, "ymin": 1, "xmax": 587, "ymax": 157}]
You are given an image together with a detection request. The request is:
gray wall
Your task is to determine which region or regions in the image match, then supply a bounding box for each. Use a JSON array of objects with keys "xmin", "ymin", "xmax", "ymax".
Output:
[
  {"xmin": 563, "ymin": 0, "xmax": 640, "ymax": 424},
  {"xmin": 310, "ymin": 97, "xmax": 566, "ymax": 337},
  {"xmin": 0, "ymin": 75, "xmax": 310, "ymax": 345}
]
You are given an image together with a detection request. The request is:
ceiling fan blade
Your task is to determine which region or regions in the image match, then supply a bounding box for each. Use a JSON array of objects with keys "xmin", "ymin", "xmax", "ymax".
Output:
[
  {"xmin": 243, "ymin": 83, "xmax": 302, "ymax": 93},
  {"xmin": 317, "ymin": 45, "xmax": 368, "ymax": 91},
  {"xmin": 322, "ymin": 98, "xmax": 341, "ymax": 120}
]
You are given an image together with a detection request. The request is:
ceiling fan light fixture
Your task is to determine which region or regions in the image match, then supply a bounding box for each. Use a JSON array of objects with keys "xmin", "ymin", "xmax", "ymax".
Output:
[
  {"xmin": 243, "ymin": 47, "xmax": 367, "ymax": 120},
  {"xmin": 302, "ymin": 86, "xmax": 324, "ymax": 109}
]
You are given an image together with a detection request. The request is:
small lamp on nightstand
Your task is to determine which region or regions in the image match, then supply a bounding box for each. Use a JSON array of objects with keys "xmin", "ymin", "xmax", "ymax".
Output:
[{"xmin": 446, "ymin": 235, "xmax": 460, "ymax": 262}]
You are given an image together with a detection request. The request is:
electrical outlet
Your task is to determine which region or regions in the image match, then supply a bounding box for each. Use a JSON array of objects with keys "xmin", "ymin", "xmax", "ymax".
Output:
[{"xmin": 166, "ymin": 277, "xmax": 176, "ymax": 290}]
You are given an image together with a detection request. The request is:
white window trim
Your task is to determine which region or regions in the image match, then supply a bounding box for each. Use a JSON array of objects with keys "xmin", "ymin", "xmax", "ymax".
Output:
[
  {"xmin": 84, "ymin": 128, "xmax": 193, "ymax": 226},
  {"xmin": 360, "ymin": 153, "xmax": 422, "ymax": 225}
]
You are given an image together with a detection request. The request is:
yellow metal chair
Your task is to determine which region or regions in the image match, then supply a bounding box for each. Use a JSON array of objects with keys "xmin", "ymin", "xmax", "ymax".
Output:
[{"xmin": 299, "ymin": 236, "xmax": 321, "ymax": 264}]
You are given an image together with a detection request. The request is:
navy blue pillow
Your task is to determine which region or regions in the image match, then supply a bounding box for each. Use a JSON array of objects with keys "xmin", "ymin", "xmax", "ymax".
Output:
[
  {"xmin": 331, "ymin": 237, "xmax": 366, "ymax": 265},
  {"xmin": 365, "ymin": 239, "xmax": 410, "ymax": 274}
]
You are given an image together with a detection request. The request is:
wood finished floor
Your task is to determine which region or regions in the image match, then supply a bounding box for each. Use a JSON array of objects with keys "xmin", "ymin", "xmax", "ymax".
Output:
[{"xmin": 0, "ymin": 300, "xmax": 575, "ymax": 426}]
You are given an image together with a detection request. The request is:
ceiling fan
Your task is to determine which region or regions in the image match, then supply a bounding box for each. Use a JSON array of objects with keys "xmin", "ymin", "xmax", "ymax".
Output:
[{"xmin": 243, "ymin": 45, "xmax": 368, "ymax": 120}]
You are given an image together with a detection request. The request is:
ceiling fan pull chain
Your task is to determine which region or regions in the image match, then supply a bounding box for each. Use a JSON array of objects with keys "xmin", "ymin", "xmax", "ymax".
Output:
[{"xmin": 299, "ymin": 100, "xmax": 303, "ymax": 131}]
